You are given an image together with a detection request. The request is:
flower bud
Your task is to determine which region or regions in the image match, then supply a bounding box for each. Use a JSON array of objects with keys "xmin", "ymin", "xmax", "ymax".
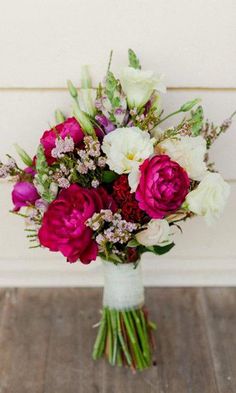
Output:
[
  {"xmin": 136, "ymin": 219, "xmax": 172, "ymax": 247},
  {"xmin": 55, "ymin": 109, "xmax": 65, "ymax": 124},
  {"xmin": 78, "ymin": 89, "xmax": 97, "ymax": 117},
  {"xmin": 81, "ymin": 65, "xmax": 92, "ymax": 89},
  {"xmin": 14, "ymin": 144, "xmax": 33, "ymax": 167},
  {"xmin": 67, "ymin": 80, "xmax": 78, "ymax": 98},
  {"xmin": 72, "ymin": 102, "xmax": 95, "ymax": 137}
]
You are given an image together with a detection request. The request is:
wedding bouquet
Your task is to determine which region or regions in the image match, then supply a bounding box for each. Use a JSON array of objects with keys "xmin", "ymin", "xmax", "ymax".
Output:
[{"xmin": 0, "ymin": 49, "xmax": 233, "ymax": 372}]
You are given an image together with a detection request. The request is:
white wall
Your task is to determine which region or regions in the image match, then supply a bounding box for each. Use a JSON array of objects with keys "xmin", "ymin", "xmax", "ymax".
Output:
[{"xmin": 0, "ymin": 0, "xmax": 235, "ymax": 286}]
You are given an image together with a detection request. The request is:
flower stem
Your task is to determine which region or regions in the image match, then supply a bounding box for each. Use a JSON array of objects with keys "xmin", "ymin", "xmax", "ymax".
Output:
[
  {"xmin": 92, "ymin": 306, "xmax": 155, "ymax": 371},
  {"xmin": 92, "ymin": 308, "xmax": 107, "ymax": 360}
]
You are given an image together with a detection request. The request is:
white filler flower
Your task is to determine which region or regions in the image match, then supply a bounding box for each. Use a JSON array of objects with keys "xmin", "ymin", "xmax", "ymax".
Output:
[
  {"xmin": 136, "ymin": 219, "xmax": 172, "ymax": 247},
  {"xmin": 102, "ymin": 126, "xmax": 154, "ymax": 175},
  {"xmin": 160, "ymin": 135, "xmax": 207, "ymax": 181},
  {"xmin": 120, "ymin": 67, "xmax": 166, "ymax": 109},
  {"xmin": 186, "ymin": 172, "xmax": 230, "ymax": 225}
]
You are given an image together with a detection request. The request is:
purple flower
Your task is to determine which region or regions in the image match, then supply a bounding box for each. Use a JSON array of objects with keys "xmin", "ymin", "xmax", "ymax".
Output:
[
  {"xmin": 95, "ymin": 115, "xmax": 116, "ymax": 133},
  {"xmin": 35, "ymin": 198, "xmax": 49, "ymax": 213},
  {"xmin": 12, "ymin": 182, "xmax": 39, "ymax": 211}
]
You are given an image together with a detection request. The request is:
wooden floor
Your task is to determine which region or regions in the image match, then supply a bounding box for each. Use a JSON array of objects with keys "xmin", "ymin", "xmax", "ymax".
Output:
[{"xmin": 0, "ymin": 288, "xmax": 235, "ymax": 393}]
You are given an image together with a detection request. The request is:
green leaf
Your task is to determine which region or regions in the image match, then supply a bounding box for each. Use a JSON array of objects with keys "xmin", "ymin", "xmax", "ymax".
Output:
[
  {"xmin": 180, "ymin": 98, "xmax": 201, "ymax": 112},
  {"xmin": 14, "ymin": 144, "xmax": 33, "ymax": 167},
  {"xmin": 152, "ymin": 243, "xmax": 175, "ymax": 255},
  {"xmin": 189, "ymin": 105, "xmax": 204, "ymax": 136},
  {"xmin": 108, "ymin": 254, "xmax": 123, "ymax": 264},
  {"xmin": 128, "ymin": 49, "xmax": 141, "ymax": 69},
  {"xmin": 102, "ymin": 170, "xmax": 118, "ymax": 183},
  {"xmin": 138, "ymin": 242, "xmax": 175, "ymax": 256},
  {"xmin": 127, "ymin": 239, "xmax": 139, "ymax": 248}
]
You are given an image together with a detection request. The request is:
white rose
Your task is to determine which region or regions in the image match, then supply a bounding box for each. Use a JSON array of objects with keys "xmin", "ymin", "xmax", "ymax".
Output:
[
  {"xmin": 159, "ymin": 135, "xmax": 207, "ymax": 181},
  {"xmin": 186, "ymin": 172, "xmax": 230, "ymax": 225},
  {"xmin": 101, "ymin": 127, "xmax": 154, "ymax": 183},
  {"xmin": 136, "ymin": 219, "xmax": 172, "ymax": 247},
  {"xmin": 120, "ymin": 67, "xmax": 166, "ymax": 109}
]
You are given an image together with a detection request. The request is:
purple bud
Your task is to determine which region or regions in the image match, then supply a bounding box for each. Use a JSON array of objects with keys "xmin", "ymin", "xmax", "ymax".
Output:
[
  {"xmin": 12, "ymin": 182, "xmax": 39, "ymax": 211},
  {"xmin": 24, "ymin": 167, "xmax": 36, "ymax": 176}
]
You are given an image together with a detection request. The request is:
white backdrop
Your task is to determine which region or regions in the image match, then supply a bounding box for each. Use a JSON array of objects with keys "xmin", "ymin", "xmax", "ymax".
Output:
[{"xmin": 0, "ymin": 0, "xmax": 235, "ymax": 286}]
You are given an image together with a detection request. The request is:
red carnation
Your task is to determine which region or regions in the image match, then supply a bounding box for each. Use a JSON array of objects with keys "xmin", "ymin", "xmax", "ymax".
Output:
[{"xmin": 113, "ymin": 175, "xmax": 146, "ymax": 223}]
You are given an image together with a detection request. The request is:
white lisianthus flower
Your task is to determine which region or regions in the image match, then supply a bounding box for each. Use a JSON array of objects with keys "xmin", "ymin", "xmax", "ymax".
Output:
[
  {"xmin": 159, "ymin": 135, "xmax": 207, "ymax": 181},
  {"xmin": 186, "ymin": 172, "xmax": 230, "ymax": 225},
  {"xmin": 102, "ymin": 127, "xmax": 154, "ymax": 187},
  {"xmin": 120, "ymin": 67, "xmax": 166, "ymax": 109},
  {"xmin": 136, "ymin": 219, "xmax": 172, "ymax": 247}
]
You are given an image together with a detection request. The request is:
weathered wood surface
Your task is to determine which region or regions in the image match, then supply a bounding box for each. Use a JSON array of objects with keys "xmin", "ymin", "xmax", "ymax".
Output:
[{"xmin": 0, "ymin": 288, "xmax": 235, "ymax": 393}]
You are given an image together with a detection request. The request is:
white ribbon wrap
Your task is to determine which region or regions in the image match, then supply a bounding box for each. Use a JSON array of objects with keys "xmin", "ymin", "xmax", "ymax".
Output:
[{"xmin": 102, "ymin": 261, "xmax": 144, "ymax": 310}]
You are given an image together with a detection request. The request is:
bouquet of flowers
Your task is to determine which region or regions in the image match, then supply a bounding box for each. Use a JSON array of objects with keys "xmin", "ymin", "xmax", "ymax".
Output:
[{"xmin": 1, "ymin": 49, "xmax": 234, "ymax": 372}]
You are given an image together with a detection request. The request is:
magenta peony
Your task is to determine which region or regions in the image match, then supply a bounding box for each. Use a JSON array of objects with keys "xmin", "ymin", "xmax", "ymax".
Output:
[
  {"xmin": 40, "ymin": 117, "xmax": 84, "ymax": 164},
  {"xmin": 12, "ymin": 182, "xmax": 39, "ymax": 211},
  {"xmin": 38, "ymin": 184, "xmax": 117, "ymax": 264},
  {"xmin": 135, "ymin": 155, "xmax": 190, "ymax": 218}
]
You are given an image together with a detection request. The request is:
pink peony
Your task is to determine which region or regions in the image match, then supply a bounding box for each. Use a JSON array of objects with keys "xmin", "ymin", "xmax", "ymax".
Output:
[
  {"xmin": 38, "ymin": 184, "xmax": 117, "ymax": 264},
  {"xmin": 12, "ymin": 182, "xmax": 39, "ymax": 211},
  {"xmin": 40, "ymin": 117, "xmax": 84, "ymax": 164},
  {"xmin": 135, "ymin": 155, "xmax": 190, "ymax": 218}
]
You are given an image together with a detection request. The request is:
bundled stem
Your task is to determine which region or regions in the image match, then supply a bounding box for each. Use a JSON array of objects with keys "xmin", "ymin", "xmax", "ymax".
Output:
[{"xmin": 93, "ymin": 306, "xmax": 156, "ymax": 372}]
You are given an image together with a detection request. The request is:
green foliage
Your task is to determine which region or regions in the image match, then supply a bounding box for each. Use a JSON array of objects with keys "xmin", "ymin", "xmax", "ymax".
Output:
[
  {"xmin": 105, "ymin": 71, "xmax": 119, "ymax": 103},
  {"xmin": 189, "ymin": 105, "xmax": 204, "ymax": 136},
  {"xmin": 35, "ymin": 145, "xmax": 56, "ymax": 203},
  {"xmin": 139, "ymin": 242, "xmax": 175, "ymax": 256},
  {"xmin": 128, "ymin": 49, "xmax": 141, "ymax": 70}
]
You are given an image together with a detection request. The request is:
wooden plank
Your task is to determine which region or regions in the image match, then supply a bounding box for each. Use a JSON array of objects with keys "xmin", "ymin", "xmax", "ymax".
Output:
[
  {"xmin": 147, "ymin": 288, "xmax": 219, "ymax": 393},
  {"xmin": 1, "ymin": 289, "xmax": 52, "ymax": 393},
  {"xmin": 201, "ymin": 288, "xmax": 236, "ymax": 393},
  {"xmin": 0, "ymin": 289, "xmax": 20, "ymax": 392},
  {"xmin": 43, "ymin": 288, "xmax": 104, "ymax": 393},
  {"xmin": 0, "ymin": 0, "xmax": 235, "ymax": 87},
  {"xmin": 0, "ymin": 288, "xmax": 236, "ymax": 392}
]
